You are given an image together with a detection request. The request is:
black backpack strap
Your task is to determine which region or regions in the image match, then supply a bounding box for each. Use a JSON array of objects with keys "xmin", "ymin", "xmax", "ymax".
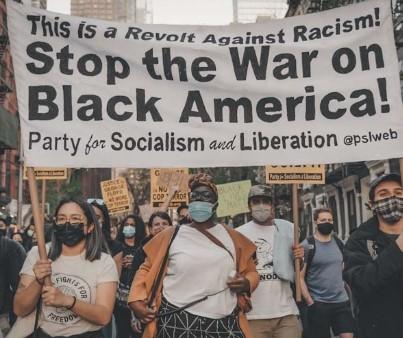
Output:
[
  {"xmin": 147, "ymin": 226, "xmax": 180, "ymax": 307},
  {"xmin": 305, "ymin": 236, "xmax": 316, "ymax": 277},
  {"xmin": 333, "ymin": 235, "xmax": 344, "ymax": 255}
]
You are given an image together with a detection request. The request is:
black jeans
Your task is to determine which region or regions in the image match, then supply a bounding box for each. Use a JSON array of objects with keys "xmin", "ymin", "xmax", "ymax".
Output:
[{"xmin": 114, "ymin": 306, "xmax": 141, "ymax": 338}]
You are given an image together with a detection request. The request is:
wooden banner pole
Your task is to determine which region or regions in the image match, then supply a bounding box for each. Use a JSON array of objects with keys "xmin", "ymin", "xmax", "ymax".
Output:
[
  {"xmin": 41, "ymin": 179, "xmax": 46, "ymax": 220},
  {"xmin": 27, "ymin": 167, "xmax": 51, "ymax": 285},
  {"xmin": 292, "ymin": 184, "xmax": 302, "ymax": 302}
]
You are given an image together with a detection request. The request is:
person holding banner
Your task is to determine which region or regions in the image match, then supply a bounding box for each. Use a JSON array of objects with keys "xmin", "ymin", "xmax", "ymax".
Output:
[
  {"xmin": 236, "ymin": 184, "xmax": 304, "ymax": 338},
  {"xmin": 129, "ymin": 173, "xmax": 258, "ymax": 338},
  {"xmin": 343, "ymin": 173, "xmax": 403, "ymax": 338},
  {"xmin": 13, "ymin": 197, "xmax": 118, "ymax": 338}
]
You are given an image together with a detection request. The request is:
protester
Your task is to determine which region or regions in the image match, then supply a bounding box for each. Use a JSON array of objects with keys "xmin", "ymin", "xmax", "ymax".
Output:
[
  {"xmin": 129, "ymin": 173, "xmax": 259, "ymax": 338},
  {"xmin": 176, "ymin": 204, "xmax": 189, "ymax": 225},
  {"xmin": 0, "ymin": 217, "xmax": 8, "ymax": 238},
  {"xmin": 89, "ymin": 198, "xmax": 123, "ymax": 338},
  {"xmin": 109, "ymin": 215, "xmax": 120, "ymax": 240},
  {"xmin": 130, "ymin": 211, "xmax": 173, "ymax": 335},
  {"xmin": 300, "ymin": 207, "xmax": 354, "ymax": 338},
  {"xmin": 11, "ymin": 232, "xmax": 24, "ymax": 246},
  {"xmin": 13, "ymin": 197, "xmax": 118, "ymax": 337},
  {"xmin": 0, "ymin": 218, "xmax": 26, "ymax": 337},
  {"xmin": 132, "ymin": 211, "xmax": 173, "ymax": 277},
  {"xmin": 343, "ymin": 173, "xmax": 403, "ymax": 338},
  {"xmin": 111, "ymin": 223, "xmax": 118, "ymax": 241},
  {"xmin": 115, "ymin": 214, "xmax": 146, "ymax": 338},
  {"xmin": 6, "ymin": 220, "xmax": 19, "ymax": 239},
  {"xmin": 236, "ymin": 184, "xmax": 304, "ymax": 338},
  {"xmin": 22, "ymin": 222, "xmax": 36, "ymax": 252},
  {"xmin": 88, "ymin": 198, "xmax": 123, "ymax": 273}
]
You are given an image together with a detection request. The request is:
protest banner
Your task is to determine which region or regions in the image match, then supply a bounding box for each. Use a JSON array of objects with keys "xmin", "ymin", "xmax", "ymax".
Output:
[
  {"xmin": 216, "ymin": 180, "xmax": 251, "ymax": 217},
  {"xmin": 266, "ymin": 165, "xmax": 325, "ymax": 184},
  {"xmin": 100, "ymin": 177, "xmax": 131, "ymax": 214},
  {"xmin": 23, "ymin": 167, "xmax": 67, "ymax": 180},
  {"xmin": 150, "ymin": 168, "xmax": 188, "ymax": 208},
  {"xmin": 7, "ymin": 0, "xmax": 403, "ymax": 168}
]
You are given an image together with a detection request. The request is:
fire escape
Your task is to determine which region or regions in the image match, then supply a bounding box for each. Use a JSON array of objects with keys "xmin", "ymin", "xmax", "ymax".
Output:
[{"xmin": 393, "ymin": 0, "xmax": 403, "ymax": 97}]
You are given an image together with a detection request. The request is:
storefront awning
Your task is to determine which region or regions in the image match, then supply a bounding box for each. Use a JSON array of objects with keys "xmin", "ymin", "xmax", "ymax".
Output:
[{"xmin": 0, "ymin": 106, "xmax": 18, "ymax": 149}]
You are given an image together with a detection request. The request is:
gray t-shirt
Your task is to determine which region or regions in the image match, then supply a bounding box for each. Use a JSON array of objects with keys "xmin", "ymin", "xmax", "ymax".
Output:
[{"xmin": 302, "ymin": 237, "xmax": 348, "ymax": 303}]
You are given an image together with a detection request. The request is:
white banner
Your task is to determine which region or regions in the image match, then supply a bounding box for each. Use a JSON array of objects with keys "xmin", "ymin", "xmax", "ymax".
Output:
[{"xmin": 7, "ymin": 0, "xmax": 403, "ymax": 168}]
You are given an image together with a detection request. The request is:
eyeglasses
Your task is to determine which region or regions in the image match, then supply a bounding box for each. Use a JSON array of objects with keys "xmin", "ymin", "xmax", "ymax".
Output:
[
  {"xmin": 87, "ymin": 198, "xmax": 105, "ymax": 205},
  {"xmin": 55, "ymin": 214, "xmax": 85, "ymax": 225},
  {"xmin": 189, "ymin": 190, "xmax": 216, "ymax": 202}
]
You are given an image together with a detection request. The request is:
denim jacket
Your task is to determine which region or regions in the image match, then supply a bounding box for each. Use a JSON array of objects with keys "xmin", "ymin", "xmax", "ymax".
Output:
[{"xmin": 272, "ymin": 219, "xmax": 295, "ymax": 283}]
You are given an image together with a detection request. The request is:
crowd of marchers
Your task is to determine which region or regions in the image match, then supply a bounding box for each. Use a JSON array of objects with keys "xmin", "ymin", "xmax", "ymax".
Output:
[{"xmin": 0, "ymin": 172, "xmax": 402, "ymax": 338}]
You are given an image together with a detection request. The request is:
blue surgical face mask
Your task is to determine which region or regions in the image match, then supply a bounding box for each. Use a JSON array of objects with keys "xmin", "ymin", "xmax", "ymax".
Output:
[
  {"xmin": 189, "ymin": 201, "xmax": 216, "ymax": 223},
  {"xmin": 123, "ymin": 225, "xmax": 136, "ymax": 238}
]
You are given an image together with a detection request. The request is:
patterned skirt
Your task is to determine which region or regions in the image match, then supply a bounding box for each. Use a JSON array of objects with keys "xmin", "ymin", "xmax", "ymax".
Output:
[{"xmin": 156, "ymin": 297, "xmax": 245, "ymax": 338}]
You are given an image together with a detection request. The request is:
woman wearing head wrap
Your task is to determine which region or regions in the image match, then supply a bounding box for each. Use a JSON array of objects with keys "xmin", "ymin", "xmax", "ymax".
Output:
[{"xmin": 129, "ymin": 173, "xmax": 259, "ymax": 338}]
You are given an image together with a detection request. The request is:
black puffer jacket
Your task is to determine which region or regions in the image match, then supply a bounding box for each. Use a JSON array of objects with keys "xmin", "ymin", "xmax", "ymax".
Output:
[{"xmin": 343, "ymin": 217, "xmax": 403, "ymax": 338}]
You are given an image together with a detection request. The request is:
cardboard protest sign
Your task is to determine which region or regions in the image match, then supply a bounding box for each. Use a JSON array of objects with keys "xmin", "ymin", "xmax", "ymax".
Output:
[
  {"xmin": 100, "ymin": 177, "xmax": 131, "ymax": 214},
  {"xmin": 216, "ymin": 180, "xmax": 251, "ymax": 217},
  {"xmin": 7, "ymin": 0, "xmax": 403, "ymax": 168},
  {"xmin": 23, "ymin": 167, "xmax": 67, "ymax": 180},
  {"xmin": 150, "ymin": 168, "xmax": 188, "ymax": 208},
  {"xmin": 266, "ymin": 165, "xmax": 325, "ymax": 184},
  {"xmin": 139, "ymin": 203, "xmax": 154, "ymax": 223}
]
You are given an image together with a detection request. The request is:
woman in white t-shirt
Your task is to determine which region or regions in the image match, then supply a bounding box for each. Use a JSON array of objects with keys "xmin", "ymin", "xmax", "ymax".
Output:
[
  {"xmin": 13, "ymin": 197, "xmax": 119, "ymax": 338},
  {"xmin": 129, "ymin": 173, "xmax": 259, "ymax": 338}
]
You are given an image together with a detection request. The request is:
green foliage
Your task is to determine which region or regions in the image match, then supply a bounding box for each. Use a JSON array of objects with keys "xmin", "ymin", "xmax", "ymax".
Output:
[{"xmin": 46, "ymin": 174, "xmax": 82, "ymax": 215}]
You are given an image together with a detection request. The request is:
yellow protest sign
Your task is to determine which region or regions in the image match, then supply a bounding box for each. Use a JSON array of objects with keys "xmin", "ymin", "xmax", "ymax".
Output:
[
  {"xmin": 266, "ymin": 165, "xmax": 325, "ymax": 184},
  {"xmin": 150, "ymin": 168, "xmax": 189, "ymax": 208},
  {"xmin": 216, "ymin": 180, "xmax": 251, "ymax": 218},
  {"xmin": 101, "ymin": 177, "xmax": 131, "ymax": 215},
  {"xmin": 23, "ymin": 167, "xmax": 67, "ymax": 180}
]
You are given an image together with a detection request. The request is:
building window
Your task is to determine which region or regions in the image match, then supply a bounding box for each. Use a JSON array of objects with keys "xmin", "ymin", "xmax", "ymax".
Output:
[{"xmin": 328, "ymin": 195, "xmax": 338, "ymax": 234}]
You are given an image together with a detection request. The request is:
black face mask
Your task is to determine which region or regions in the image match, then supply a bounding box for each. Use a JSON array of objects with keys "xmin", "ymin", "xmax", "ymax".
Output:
[
  {"xmin": 317, "ymin": 222, "xmax": 334, "ymax": 235},
  {"xmin": 54, "ymin": 222, "xmax": 86, "ymax": 247},
  {"xmin": 0, "ymin": 229, "xmax": 6, "ymax": 237}
]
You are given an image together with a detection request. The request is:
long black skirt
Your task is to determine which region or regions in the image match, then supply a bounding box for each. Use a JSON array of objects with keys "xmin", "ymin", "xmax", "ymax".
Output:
[{"xmin": 156, "ymin": 297, "xmax": 245, "ymax": 338}]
